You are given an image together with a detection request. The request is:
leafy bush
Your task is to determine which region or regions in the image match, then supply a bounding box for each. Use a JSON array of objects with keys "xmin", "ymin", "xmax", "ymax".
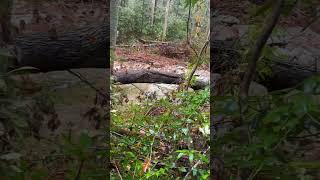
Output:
[
  {"xmin": 212, "ymin": 76, "xmax": 320, "ymax": 179},
  {"xmin": 111, "ymin": 88, "xmax": 210, "ymax": 179}
]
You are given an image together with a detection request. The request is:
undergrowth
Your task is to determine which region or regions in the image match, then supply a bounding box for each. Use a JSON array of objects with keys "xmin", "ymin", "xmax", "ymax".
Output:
[
  {"xmin": 111, "ymin": 87, "xmax": 210, "ymax": 179},
  {"xmin": 212, "ymin": 76, "xmax": 320, "ymax": 179}
]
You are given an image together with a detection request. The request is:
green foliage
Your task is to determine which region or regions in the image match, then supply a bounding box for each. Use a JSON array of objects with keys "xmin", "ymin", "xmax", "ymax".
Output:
[
  {"xmin": 117, "ymin": 0, "xmax": 205, "ymax": 43},
  {"xmin": 212, "ymin": 76, "xmax": 320, "ymax": 179},
  {"xmin": 111, "ymin": 88, "xmax": 209, "ymax": 179},
  {"xmin": 183, "ymin": 0, "xmax": 200, "ymax": 8},
  {"xmin": 238, "ymin": 25, "xmax": 289, "ymax": 80}
]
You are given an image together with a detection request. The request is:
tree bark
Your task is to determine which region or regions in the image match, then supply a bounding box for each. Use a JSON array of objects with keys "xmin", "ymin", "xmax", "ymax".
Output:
[
  {"xmin": 186, "ymin": 0, "xmax": 192, "ymax": 44},
  {"xmin": 162, "ymin": 0, "xmax": 171, "ymax": 41},
  {"xmin": 239, "ymin": 0, "xmax": 284, "ymax": 98},
  {"xmin": 263, "ymin": 58, "xmax": 318, "ymax": 90},
  {"xmin": 110, "ymin": 0, "xmax": 120, "ymax": 48},
  {"xmin": 150, "ymin": 0, "xmax": 157, "ymax": 25},
  {"xmin": 13, "ymin": 21, "xmax": 109, "ymax": 72},
  {"xmin": 113, "ymin": 69, "xmax": 209, "ymax": 90}
]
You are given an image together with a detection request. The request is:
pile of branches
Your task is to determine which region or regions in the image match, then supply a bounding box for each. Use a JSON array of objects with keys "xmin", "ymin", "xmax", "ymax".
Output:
[
  {"xmin": 211, "ymin": 40, "xmax": 240, "ymax": 73},
  {"xmin": 117, "ymin": 39, "xmax": 191, "ymax": 60}
]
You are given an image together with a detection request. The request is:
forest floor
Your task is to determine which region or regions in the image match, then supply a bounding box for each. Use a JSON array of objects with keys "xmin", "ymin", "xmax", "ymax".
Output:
[{"xmin": 114, "ymin": 46, "xmax": 209, "ymax": 75}]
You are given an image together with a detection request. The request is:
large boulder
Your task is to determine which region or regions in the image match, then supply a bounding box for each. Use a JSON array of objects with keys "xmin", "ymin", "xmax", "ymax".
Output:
[{"xmin": 113, "ymin": 83, "xmax": 193, "ymax": 106}]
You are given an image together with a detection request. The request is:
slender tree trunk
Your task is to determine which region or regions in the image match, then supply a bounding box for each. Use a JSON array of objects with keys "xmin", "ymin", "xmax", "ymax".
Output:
[
  {"xmin": 150, "ymin": 0, "xmax": 156, "ymax": 25},
  {"xmin": 110, "ymin": 0, "xmax": 120, "ymax": 48},
  {"xmin": 186, "ymin": 0, "xmax": 192, "ymax": 44},
  {"xmin": 110, "ymin": 0, "xmax": 119, "ymax": 76},
  {"xmin": 239, "ymin": 0, "xmax": 284, "ymax": 99},
  {"xmin": 141, "ymin": 0, "xmax": 145, "ymax": 34},
  {"xmin": 162, "ymin": 0, "xmax": 171, "ymax": 40}
]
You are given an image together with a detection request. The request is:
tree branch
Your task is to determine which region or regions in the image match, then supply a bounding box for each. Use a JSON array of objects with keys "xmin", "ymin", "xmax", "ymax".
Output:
[{"xmin": 239, "ymin": 0, "xmax": 284, "ymax": 99}]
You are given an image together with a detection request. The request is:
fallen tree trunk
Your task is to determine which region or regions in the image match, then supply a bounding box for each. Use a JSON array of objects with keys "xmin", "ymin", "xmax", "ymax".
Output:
[
  {"xmin": 113, "ymin": 69, "xmax": 210, "ymax": 90},
  {"xmin": 263, "ymin": 58, "xmax": 319, "ymax": 90},
  {"xmin": 211, "ymin": 40, "xmax": 320, "ymax": 90},
  {"xmin": 12, "ymin": 22, "xmax": 108, "ymax": 72}
]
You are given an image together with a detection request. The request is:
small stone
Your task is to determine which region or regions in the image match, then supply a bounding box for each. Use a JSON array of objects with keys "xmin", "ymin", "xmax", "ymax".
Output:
[{"xmin": 249, "ymin": 82, "xmax": 268, "ymax": 96}]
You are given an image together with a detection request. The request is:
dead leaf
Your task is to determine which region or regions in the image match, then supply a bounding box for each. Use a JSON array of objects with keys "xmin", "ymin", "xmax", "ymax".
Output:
[{"xmin": 142, "ymin": 158, "xmax": 151, "ymax": 173}]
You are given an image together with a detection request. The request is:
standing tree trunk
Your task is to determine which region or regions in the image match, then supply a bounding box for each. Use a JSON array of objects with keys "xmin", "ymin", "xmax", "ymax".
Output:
[
  {"xmin": 0, "ymin": 0, "xmax": 13, "ymax": 43},
  {"xmin": 110, "ymin": 0, "xmax": 120, "ymax": 75},
  {"xmin": 186, "ymin": 0, "xmax": 192, "ymax": 44},
  {"xmin": 150, "ymin": 0, "xmax": 157, "ymax": 25},
  {"xmin": 110, "ymin": 0, "xmax": 120, "ymax": 48},
  {"xmin": 162, "ymin": 0, "xmax": 171, "ymax": 40}
]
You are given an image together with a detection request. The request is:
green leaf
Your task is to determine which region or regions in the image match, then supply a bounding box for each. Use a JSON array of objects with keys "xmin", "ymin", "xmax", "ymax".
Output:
[
  {"xmin": 79, "ymin": 132, "xmax": 92, "ymax": 149},
  {"xmin": 189, "ymin": 153, "xmax": 194, "ymax": 163},
  {"xmin": 263, "ymin": 111, "xmax": 281, "ymax": 124},
  {"xmin": 0, "ymin": 152, "xmax": 22, "ymax": 160},
  {"xmin": 184, "ymin": 0, "xmax": 198, "ymax": 8},
  {"xmin": 7, "ymin": 66, "xmax": 40, "ymax": 75},
  {"xmin": 177, "ymin": 153, "xmax": 184, "ymax": 160},
  {"xmin": 181, "ymin": 128, "xmax": 189, "ymax": 135},
  {"xmin": 178, "ymin": 167, "xmax": 187, "ymax": 172}
]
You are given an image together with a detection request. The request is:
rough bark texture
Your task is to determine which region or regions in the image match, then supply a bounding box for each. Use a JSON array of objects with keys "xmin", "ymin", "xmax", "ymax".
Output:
[
  {"xmin": 13, "ymin": 21, "xmax": 108, "ymax": 71},
  {"xmin": 264, "ymin": 59, "xmax": 317, "ymax": 90},
  {"xmin": 113, "ymin": 69, "xmax": 209, "ymax": 90},
  {"xmin": 212, "ymin": 41, "xmax": 320, "ymax": 90}
]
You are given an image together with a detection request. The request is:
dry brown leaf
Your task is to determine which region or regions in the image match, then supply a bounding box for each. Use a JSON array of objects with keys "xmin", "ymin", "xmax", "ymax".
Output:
[{"xmin": 142, "ymin": 158, "xmax": 152, "ymax": 173}]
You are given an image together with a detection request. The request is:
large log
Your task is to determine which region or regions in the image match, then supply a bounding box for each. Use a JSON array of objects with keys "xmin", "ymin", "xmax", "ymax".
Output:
[
  {"xmin": 263, "ymin": 58, "xmax": 318, "ymax": 90},
  {"xmin": 113, "ymin": 69, "xmax": 210, "ymax": 90},
  {"xmin": 211, "ymin": 41, "xmax": 320, "ymax": 90},
  {"xmin": 12, "ymin": 21, "xmax": 109, "ymax": 72}
]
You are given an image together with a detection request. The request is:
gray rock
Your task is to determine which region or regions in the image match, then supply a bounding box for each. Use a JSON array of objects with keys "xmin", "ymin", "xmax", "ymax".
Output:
[
  {"xmin": 212, "ymin": 25, "xmax": 238, "ymax": 41},
  {"xmin": 213, "ymin": 15, "xmax": 240, "ymax": 26},
  {"xmin": 114, "ymin": 83, "xmax": 193, "ymax": 105},
  {"xmin": 249, "ymin": 82, "xmax": 268, "ymax": 96}
]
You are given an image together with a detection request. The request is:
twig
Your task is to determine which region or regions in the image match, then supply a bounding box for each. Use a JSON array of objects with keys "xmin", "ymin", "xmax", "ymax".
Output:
[
  {"xmin": 75, "ymin": 159, "xmax": 85, "ymax": 180},
  {"xmin": 114, "ymin": 161, "xmax": 124, "ymax": 180},
  {"xmin": 183, "ymin": 146, "xmax": 210, "ymax": 179},
  {"xmin": 300, "ymin": 15, "xmax": 320, "ymax": 33},
  {"xmin": 67, "ymin": 69, "xmax": 108, "ymax": 99},
  {"xmin": 247, "ymin": 161, "xmax": 264, "ymax": 180},
  {"xmin": 239, "ymin": 0, "xmax": 284, "ymax": 99},
  {"xmin": 184, "ymin": 38, "xmax": 209, "ymax": 90}
]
